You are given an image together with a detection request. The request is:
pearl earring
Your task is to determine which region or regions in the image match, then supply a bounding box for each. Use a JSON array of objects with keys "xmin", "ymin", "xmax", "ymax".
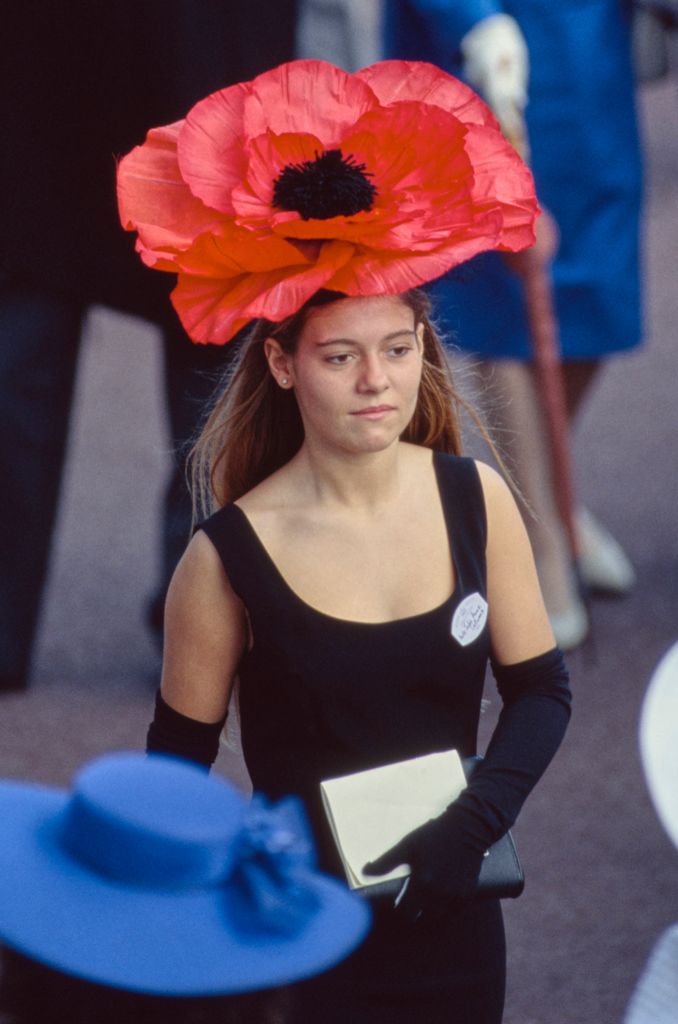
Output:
[{"xmin": 281, "ymin": 377, "xmax": 289, "ymax": 386}]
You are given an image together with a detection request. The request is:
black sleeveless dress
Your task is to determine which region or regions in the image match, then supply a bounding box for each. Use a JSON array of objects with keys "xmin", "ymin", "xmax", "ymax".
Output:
[{"xmin": 200, "ymin": 453, "xmax": 506, "ymax": 1023}]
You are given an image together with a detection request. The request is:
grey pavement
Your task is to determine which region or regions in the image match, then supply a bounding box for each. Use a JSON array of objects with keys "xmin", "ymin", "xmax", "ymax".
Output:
[{"xmin": 1, "ymin": 78, "xmax": 677, "ymax": 1024}]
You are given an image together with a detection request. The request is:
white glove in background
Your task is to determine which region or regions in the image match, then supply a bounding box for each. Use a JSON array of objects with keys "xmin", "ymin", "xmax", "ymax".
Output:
[{"xmin": 461, "ymin": 13, "xmax": 529, "ymax": 153}]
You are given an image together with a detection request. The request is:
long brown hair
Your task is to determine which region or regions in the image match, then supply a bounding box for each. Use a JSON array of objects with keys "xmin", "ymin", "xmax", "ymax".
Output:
[{"xmin": 190, "ymin": 289, "xmax": 497, "ymax": 516}]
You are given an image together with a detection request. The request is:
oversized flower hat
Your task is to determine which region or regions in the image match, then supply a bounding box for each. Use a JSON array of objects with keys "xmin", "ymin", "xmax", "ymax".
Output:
[{"xmin": 117, "ymin": 59, "xmax": 539, "ymax": 345}]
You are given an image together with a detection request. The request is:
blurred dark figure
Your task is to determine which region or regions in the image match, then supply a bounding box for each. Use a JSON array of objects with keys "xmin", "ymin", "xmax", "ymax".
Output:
[
  {"xmin": 0, "ymin": 0, "xmax": 298, "ymax": 691},
  {"xmin": 0, "ymin": 948, "xmax": 285, "ymax": 1024}
]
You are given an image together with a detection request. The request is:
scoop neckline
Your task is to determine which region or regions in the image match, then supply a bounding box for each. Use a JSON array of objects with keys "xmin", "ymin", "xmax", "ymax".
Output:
[{"xmin": 230, "ymin": 450, "xmax": 461, "ymax": 628}]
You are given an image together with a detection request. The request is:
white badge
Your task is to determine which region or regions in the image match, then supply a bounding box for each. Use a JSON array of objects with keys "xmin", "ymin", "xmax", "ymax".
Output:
[{"xmin": 451, "ymin": 592, "xmax": 488, "ymax": 647}]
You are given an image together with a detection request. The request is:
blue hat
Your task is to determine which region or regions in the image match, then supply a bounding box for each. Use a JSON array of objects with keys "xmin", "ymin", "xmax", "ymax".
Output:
[{"xmin": 0, "ymin": 752, "xmax": 369, "ymax": 995}]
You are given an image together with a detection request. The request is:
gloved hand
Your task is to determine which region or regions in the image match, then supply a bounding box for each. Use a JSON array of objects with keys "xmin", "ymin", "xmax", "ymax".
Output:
[
  {"xmin": 461, "ymin": 13, "xmax": 529, "ymax": 154},
  {"xmin": 363, "ymin": 803, "xmax": 488, "ymax": 922}
]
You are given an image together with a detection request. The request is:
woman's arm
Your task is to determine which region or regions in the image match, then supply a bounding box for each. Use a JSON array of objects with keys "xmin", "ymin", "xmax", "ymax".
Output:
[
  {"xmin": 365, "ymin": 461, "xmax": 571, "ymax": 916},
  {"xmin": 452, "ymin": 460, "xmax": 571, "ymax": 839},
  {"xmin": 146, "ymin": 530, "xmax": 248, "ymax": 768},
  {"xmin": 479, "ymin": 460, "xmax": 556, "ymax": 662}
]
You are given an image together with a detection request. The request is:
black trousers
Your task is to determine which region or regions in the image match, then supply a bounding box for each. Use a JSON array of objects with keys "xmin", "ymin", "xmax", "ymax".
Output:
[{"xmin": 0, "ymin": 278, "xmax": 232, "ymax": 687}]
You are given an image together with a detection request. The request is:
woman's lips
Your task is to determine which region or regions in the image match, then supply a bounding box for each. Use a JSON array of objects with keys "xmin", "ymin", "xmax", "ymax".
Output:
[{"xmin": 350, "ymin": 405, "xmax": 396, "ymax": 419}]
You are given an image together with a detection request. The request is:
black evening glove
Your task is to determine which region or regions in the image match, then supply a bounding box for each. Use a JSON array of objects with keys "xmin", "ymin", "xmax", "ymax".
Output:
[
  {"xmin": 363, "ymin": 800, "xmax": 490, "ymax": 921},
  {"xmin": 146, "ymin": 690, "xmax": 226, "ymax": 770},
  {"xmin": 364, "ymin": 646, "xmax": 571, "ymax": 921}
]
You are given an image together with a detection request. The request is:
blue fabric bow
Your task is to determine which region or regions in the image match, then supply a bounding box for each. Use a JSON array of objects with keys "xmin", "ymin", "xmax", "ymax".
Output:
[{"xmin": 229, "ymin": 795, "xmax": 321, "ymax": 936}]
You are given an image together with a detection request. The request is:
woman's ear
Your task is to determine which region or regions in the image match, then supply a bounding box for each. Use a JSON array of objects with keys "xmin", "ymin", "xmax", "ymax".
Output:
[
  {"xmin": 264, "ymin": 338, "xmax": 294, "ymax": 389},
  {"xmin": 415, "ymin": 321, "xmax": 425, "ymax": 352}
]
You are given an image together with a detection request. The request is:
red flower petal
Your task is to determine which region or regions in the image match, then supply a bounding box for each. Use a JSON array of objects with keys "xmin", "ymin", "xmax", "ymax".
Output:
[
  {"xmin": 171, "ymin": 239, "xmax": 355, "ymax": 344},
  {"xmin": 117, "ymin": 122, "xmax": 223, "ymax": 253},
  {"xmin": 241, "ymin": 60, "xmax": 378, "ymax": 143},
  {"xmin": 177, "ymin": 82, "xmax": 250, "ymax": 215},
  {"xmin": 266, "ymin": 102, "xmax": 483, "ymax": 253},
  {"xmin": 118, "ymin": 59, "xmax": 539, "ymax": 345},
  {"xmin": 231, "ymin": 130, "xmax": 326, "ymax": 223},
  {"xmin": 356, "ymin": 60, "xmax": 499, "ymax": 130},
  {"xmin": 177, "ymin": 62, "xmax": 378, "ymax": 217},
  {"xmin": 168, "ymin": 222, "xmax": 310, "ymax": 278},
  {"xmin": 326, "ymin": 231, "xmax": 500, "ymax": 295},
  {"xmin": 463, "ymin": 125, "xmax": 539, "ymax": 251}
]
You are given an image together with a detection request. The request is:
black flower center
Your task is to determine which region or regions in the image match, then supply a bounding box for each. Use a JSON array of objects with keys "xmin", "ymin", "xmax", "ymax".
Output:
[{"xmin": 272, "ymin": 148, "xmax": 378, "ymax": 221}]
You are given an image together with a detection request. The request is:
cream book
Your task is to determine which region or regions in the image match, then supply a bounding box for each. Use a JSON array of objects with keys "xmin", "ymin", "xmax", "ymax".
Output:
[{"xmin": 320, "ymin": 749, "xmax": 467, "ymax": 891}]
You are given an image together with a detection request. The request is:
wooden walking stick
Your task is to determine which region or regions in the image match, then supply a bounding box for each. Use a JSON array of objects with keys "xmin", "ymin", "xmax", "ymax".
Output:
[
  {"xmin": 511, "ymin": 234, "xmax": 579, "ymax": 561},
  {"xmin": 503, "ymin": 122, "xmax": 580, "ymax": 564}
]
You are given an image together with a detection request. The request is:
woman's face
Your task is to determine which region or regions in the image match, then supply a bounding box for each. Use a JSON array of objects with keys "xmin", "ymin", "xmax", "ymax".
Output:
[{"xmin": 270, "ymin": 295, "xmax": 424, "ymax": 457}]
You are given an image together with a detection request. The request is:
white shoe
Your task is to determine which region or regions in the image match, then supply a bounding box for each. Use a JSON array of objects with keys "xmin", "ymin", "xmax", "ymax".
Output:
[
  {"xmin": 576, "ymin": 508, "xmax": 636, "ymax": 596},
  {"xmin": 549, "ymin": 599, "xmax": 589, "ymax": 652}
]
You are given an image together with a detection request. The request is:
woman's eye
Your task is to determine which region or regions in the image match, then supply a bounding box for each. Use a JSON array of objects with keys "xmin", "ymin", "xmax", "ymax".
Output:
[
  {"xmin": 325, "ymin": 353, "xmax": 354, "ymax": 365},
  {"xmin": 388, "ymin": 345, "xmax": 412, "ymax": 358}
]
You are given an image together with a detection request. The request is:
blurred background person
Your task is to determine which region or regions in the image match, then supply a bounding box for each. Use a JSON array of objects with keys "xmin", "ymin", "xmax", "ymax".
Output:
[
  {"xmin": 0, "ymin": 751, "xmax": 369, "ymax": 1023},
  {"xmin": 383, "ymin": 0, "xmax": 643, "ymax": 650},
  {"xmin": 0, "ymin": 0, "xmax": 298, "ymax": 693}
]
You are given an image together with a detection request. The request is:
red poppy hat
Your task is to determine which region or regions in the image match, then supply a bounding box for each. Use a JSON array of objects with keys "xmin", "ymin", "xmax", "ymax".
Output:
[{"xmin": 117, "ymin": 59, "xmax": 539, "ymax": 345}]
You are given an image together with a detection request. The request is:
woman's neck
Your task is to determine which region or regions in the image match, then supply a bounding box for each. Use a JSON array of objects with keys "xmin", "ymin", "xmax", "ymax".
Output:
[{"xmin": 290, "ymin": 440, "xmax": 412, "ymax": 511}]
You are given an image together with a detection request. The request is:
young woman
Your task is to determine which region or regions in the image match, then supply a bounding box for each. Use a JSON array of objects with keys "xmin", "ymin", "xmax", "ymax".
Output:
[{"xmin": 120, "ymin": 59, "xmax": 572, "ymax": 1023}]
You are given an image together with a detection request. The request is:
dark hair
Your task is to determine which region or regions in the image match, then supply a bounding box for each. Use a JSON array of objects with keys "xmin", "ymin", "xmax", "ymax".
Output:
[
  {"xmin": 0, "ymin": 947, "xmax": 288, "ymax": 1024},
  {"xmin": 189, "ymin": 288, "xmax": 498, "ymax": 515}
]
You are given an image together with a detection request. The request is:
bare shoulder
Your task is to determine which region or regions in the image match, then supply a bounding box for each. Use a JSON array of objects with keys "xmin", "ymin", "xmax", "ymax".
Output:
[
  {"xmin": 161, "ymin": 530, "xmax": 248, "ymax": 720},
  {"xmin": 474, "ymin": 459, "xmax": 520, "ymax": 523},
  {"xmin": 474, "ymin": 458, "xmax": 510, "ymax": 496},
  {"xmin": 169, "ymin": 529, "xmax": 237, "ymax": 606},
  {"xmin": 165, "ymin": 531, "xmax": 249, "ymax": 643},
  {"xmin": 473, "ymin": 457, "xmax": 532, "ymax": 560},
  {"xmin": 474, "ymin": 459, "xmax": 555, "ymax": 661}
]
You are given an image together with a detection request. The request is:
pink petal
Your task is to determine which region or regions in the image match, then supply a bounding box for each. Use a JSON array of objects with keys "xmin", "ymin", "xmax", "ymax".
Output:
[
  {"xmin": 177, "ymin": 82, "xmax": 250, "ymax": 214},
  {"xmin": 117, "ymin": 122, "xmax": 223, "ymax": 252},
  {"xmin": 356, "ymin": 60, "xmax": 499, "ymax": 130},
  {"xmin": 231, "ymin": 130, "xmax": 325, "ymax": 223},
  {"xmin": 168, "ymin": 224, "xmax": 311, "ymax": 278},
  {"xmin": 327, "ymin": 231, "xmax": 502, "ymax": 295},
  {"xmin": 464, "ymin": 126, "xmax": 539, "ymax": 249},
  {"xmin": 172, "ymin": 239, "xmax": 355, "ymax": 344},
  {"xmin": 242, "ymin": 60, "xmax": 378, "ymax": 145}
]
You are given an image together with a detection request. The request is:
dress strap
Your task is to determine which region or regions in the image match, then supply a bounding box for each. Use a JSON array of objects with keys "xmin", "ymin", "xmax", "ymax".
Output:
[
  {"xmin": 197, "ymin": 504, "xmax": 265, "ymax": 604},
  {"xmin": 433, "ymin": 453, "xmax": 487, "ymax": 594}
]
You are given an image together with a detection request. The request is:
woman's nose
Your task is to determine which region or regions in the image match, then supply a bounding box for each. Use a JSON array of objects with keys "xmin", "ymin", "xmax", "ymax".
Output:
[{"xmin": 357, "ymin": 353, "xmax": 388, "ymax": 392}]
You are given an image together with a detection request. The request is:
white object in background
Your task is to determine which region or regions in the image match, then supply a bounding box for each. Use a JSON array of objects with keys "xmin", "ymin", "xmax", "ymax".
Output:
[
  {"xmin": 639, "ymin": 639, "xmax": 678, "ymax": 851},
  {"xmin": 576, "ymin": 507, "xmax": 636, "ymax": 595},
  {"xmin": 624, "ymin": 925, "xmax": 678, "ymax": 1024},
  {"xmin": 461, "ymin": 13, "xmax": 529, "ymax": 150}
]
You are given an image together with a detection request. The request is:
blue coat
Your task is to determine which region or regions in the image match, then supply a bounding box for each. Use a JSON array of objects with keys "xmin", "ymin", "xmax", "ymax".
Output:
[{"xmin": 384, "ymin": 0, "xmax": 643, "ymax": 360}]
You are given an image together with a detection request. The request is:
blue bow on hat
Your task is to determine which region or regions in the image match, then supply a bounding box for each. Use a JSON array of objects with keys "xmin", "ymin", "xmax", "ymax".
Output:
[{"xmin": 232, "ymin": 795, "xmax": 320, "ymax": 936}]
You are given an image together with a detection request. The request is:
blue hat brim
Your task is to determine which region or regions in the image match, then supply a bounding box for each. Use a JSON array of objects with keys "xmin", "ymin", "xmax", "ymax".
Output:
[{"xmin": 0, "ymin": 782, "xmax": 370, "ymax": 995}]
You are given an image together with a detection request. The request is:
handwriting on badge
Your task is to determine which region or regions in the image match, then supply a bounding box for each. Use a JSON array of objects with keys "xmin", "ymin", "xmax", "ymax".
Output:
[{"xmin": 451, "ymin": 593, "xmax": 488, "ymax": 647}]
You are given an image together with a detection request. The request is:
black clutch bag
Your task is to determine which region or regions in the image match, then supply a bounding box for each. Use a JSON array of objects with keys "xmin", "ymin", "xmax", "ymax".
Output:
[
  {"xmin": 362, "ymin": 755, "xmax": 525, "ymax": 903},
  {"xmin": 462, "ymin": 754, "xmax": 524, "ymax": 900}
]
